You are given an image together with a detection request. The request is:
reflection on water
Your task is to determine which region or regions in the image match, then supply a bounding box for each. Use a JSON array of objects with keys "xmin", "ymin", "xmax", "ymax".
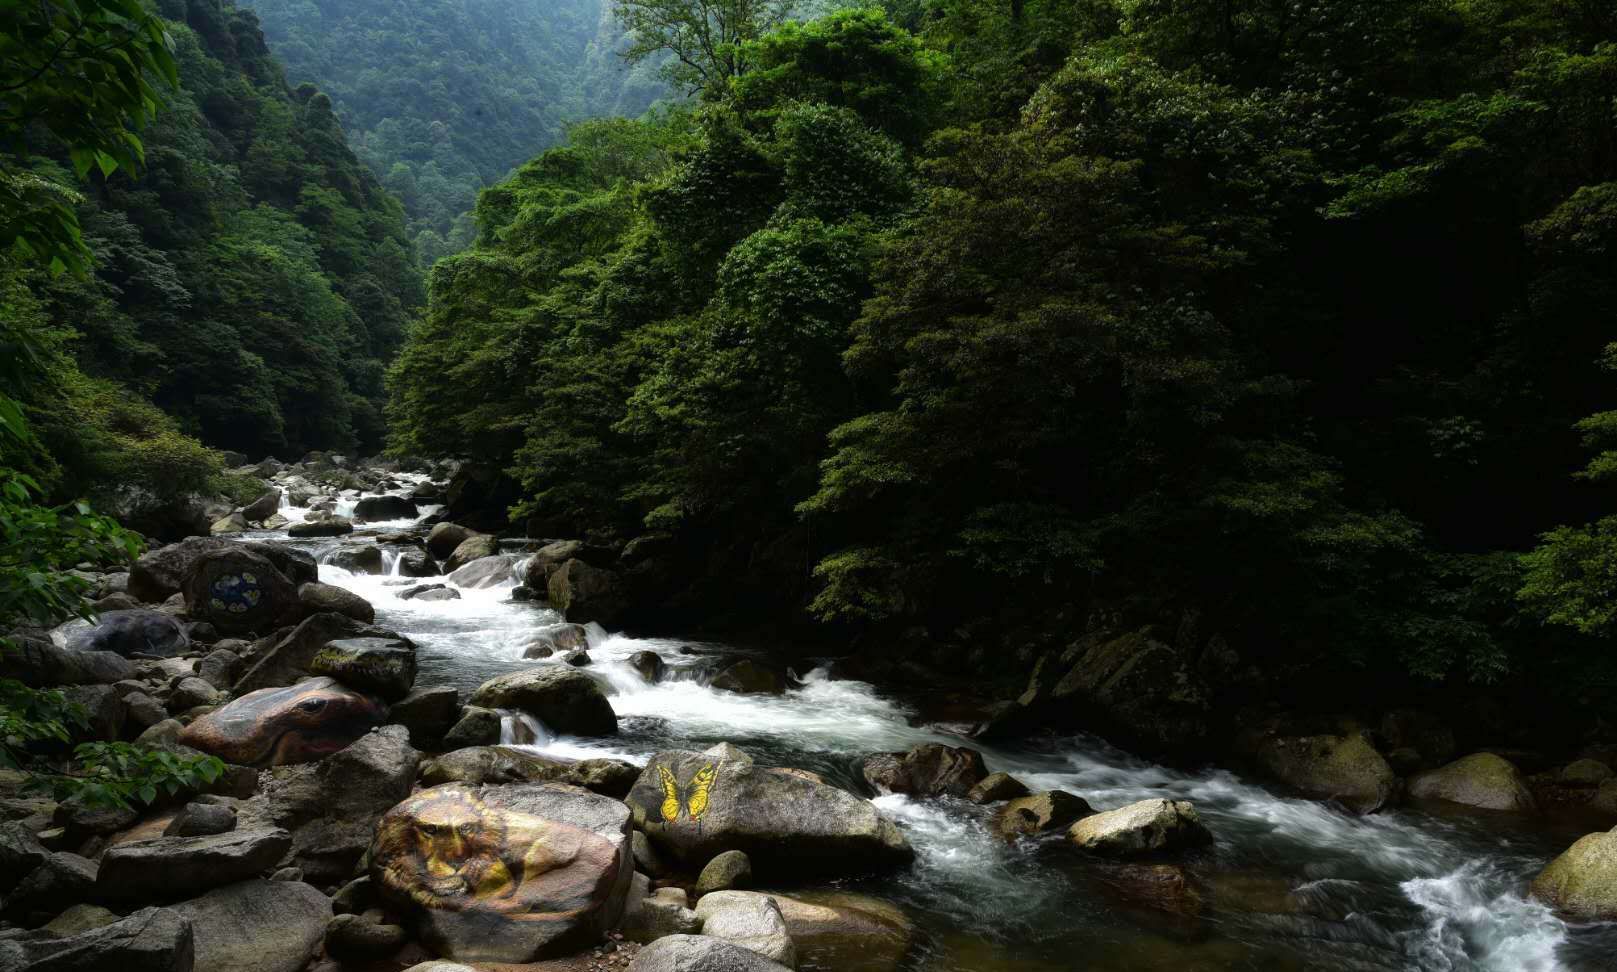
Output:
[{"xmin": 256, "ymin": 492, "xmax": 1617, "ymax": 972}]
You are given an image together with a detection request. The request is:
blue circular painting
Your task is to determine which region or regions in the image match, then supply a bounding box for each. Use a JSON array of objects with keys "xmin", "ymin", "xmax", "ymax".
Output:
[{"xmin": 208, "ymin": 571, "xmax": 264, "ymax": 615}]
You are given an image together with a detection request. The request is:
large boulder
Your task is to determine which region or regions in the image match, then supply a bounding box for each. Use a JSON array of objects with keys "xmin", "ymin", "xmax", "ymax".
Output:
[
  {"xmin": 66, "ymin": 610, "xmax": 189, "ymax": 658},
  {"xmin": 236, "ymin": 726, "xmax": 419, "ymax": 883},
  {"xmin": 447, "ymin": 554, "xmax": 525, "ymax": 589},
  {"xmin": 626, "ymin": 750, "xmax": 912, "ymax": 877},
  {"xmin": 547, "ymin": 559, "xmax": 627, "ymax": 626},
  {"xmin": 441, "ymin": 534, "xmax": 501, "ymax": 575},
  {"xmin": 353, "ymin": 495, "xmax": 419, "ymax": 523},
  {"xmin": 1068, "ymin": 799, "xmax": 1212, "ymax": 858},
  {"xmin": 0, "ymin": 634, "xmax": 133, "ymax": 687},
  {"xmin": 233, "ymin": 612, "xmax": 408, "ymax": 694},
  {"xmin": 711, "ymin": 660, "xmax": 788, "ymax": 696},
  {"xmin": 4, "ymin": 852, "xmax": 98, "ymax": 921},
  {"xmin": 469, "ymin": 667, "xmax": 617, "ymax": 736},
  {"xmin": 0, "ymin": 907, "xmax": 194, "ymax": 972},
  {"xmin": 420, "ymin": 746, "xmax": 638, "ymax": 798},
  {"xmin": 370, "ymin": 782, "xmax": 634, "ymax": 962},
  {"xmin": 764, "ymin": 892, "xmax": 914, "ymax": 972},
  {"xmin": 131, "ymin": 538, "xmax": 315, "ymax": 603},
  {"xmin": 626, "ymin": 935, "xmax": 794, "ymax": 972},
  {"xmin": 1530, "ymin": 827, "xmax": 1617, "ymax": 920},
  {"xmin": 169, "ymin": 879, "xmax": 330, "ymax": 972},
  {"xmin": 309, "ymin": 637, "xmax": 416, "ymax": 701},
  {"xmin": 294, "ymin": 582, "xmax": 374, "ymax": 624},
  {"xmin": 1408, "ymin": 753, "xmax": 1536, "ymax": 812},
  {"xmin": 241, "ymin": 490, "xmax": 281, "ymax": 523},
  {"xmin": 181, "ymin": 548, "xmax": 299, "ymax": 635},
  {"xmin": 209, "ymin": 513, "xmax": 248, "ymax": 535},
  {"xmin": 693, "ymin": 892, "xmax": 796, "ymax": 968},
  {"xmin": 861, "ymin": 744, "xmax": 987, "ymax": 798},
  {"xmin": 1010, "ymin": 627, "xmax": 1213, "ymax": 755},
  {"xmin": 426, "ymin": 522, "xmax": 479, "ymax": 561},
  {"xmin": 1237, "ymin": 727, "xmax": 1398, "ymax": 814},
  {"xmin": 178, "ymin": 677, "xmax": 386, "ymax": 766},
  {"xmin": 96, "ymin": 828, "xmax": 291, "ymax": 901}
]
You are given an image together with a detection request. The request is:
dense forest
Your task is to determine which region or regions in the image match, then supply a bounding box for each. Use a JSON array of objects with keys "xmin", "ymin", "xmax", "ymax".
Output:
[
  {"xmin": 390, "ymin": 0, "xmax": 1617, "ymax": 734},
  {"xmin": 237, "ymin": 0, "xmax": 667, "ymax": 263},
  {"xmin": 3, "ymin": 0, "xmax": 423, "ymax": 531}
]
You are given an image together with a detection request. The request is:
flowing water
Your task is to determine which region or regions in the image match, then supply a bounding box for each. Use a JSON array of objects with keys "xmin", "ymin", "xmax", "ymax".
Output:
[{"xmin": 259, "ymin": 488, "xmax": 1617, "ymax": 972}]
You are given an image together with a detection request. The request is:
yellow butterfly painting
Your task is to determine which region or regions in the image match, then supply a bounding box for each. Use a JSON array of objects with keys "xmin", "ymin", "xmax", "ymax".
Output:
[{"xmin": 657, "ymin": 763, "xmax": 717, "ymax": 829}]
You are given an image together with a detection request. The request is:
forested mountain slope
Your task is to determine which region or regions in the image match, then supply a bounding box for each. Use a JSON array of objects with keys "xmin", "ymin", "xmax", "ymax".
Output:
[
  {"xmin": 237, "ymin": 0, "xmax": 666, "ymax": 262},
  {"xmin": 4, "ymin": 0, "xmax": 422, "ymax": 526},
  {"xmin": 389, "ymin": 0, "xmax": 1617, "ymax": 734}
]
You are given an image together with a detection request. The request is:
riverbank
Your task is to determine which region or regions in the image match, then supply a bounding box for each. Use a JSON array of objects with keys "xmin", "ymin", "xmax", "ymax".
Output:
[{"xmin": 3, "ymin": 456, "xmax": 1616, "ymax": 971}]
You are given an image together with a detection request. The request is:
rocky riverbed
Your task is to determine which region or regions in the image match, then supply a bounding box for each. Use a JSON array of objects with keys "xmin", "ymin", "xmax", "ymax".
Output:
[{"xmin": 3, "ymin": 455, "xmax": 1617, "ymax": 972}]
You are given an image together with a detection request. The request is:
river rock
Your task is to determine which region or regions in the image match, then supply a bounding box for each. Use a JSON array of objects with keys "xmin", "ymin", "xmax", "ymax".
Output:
[
  {"xmin": 131, "ymin": 538, "xmax": 316, "ymax": 603},
  {"xmin": 427, "ymin": 522, "xmax": 479, "ymax": 561},
  {"xmin": 67, "ymin": 610, "xmax": 190, "ymax": 658},
  {"xmin": 1409, "ymin": 753, "xmax": 1536, "ymax": 812},
  {"xmin": 0, "ymin": 907, "xmax": 194, "ymax": 972},
  {"xmin": 330, "ymin": 546, "xmax": 383, "ymax": 575},
  {"xmin": 996, "ymin": 791, "xmax": 1095, "ymax": 838},
  {"xmin": 442, "ymin": 705, "xmax": 502, "ymax": 749},
  {"xmin": 210, "ymin": 512, "xmax": 248, "ymax": 535},
  {"xmin": 1068, "ymin": 799, "xmax": 1212, "ymax": 858},
  {"xmin": 181, "ymin": 548, "xmax": 299, "ymax": 635},
  {"xmin": 295, "ymin": 582, "xmax": 374, "ymax": 623},
  {"xmin": 1562, "ymin": 759, "xmax": 1614, "ymax": 786},
  {"xmin": 442, "ymin": 534, "xmax": 501, "ymax": 575},
  {"xmin": 711, "ymin": 659, "xmax": 788, "ymax": 695},
  {"xmin": 764, "ymin": 891, "xmax": 914, "ymax": 972},
  {"xmin": 626, "ymin": 935, "xmax": 794, "ymax": 972},
  {"xmin": 241, "ymin": 490, "xmax": 281, "ymax": 523},
  {"xmin": 164, "ymin": 802, "xmax": 237, "ymax": 838},
  {"xmin": 420, "ymin": 746, "xmax": 639, "ymax": 798},
  {"xmin": 169, "ymin": 676, "xmax": 221, "ymax": 712},
  {"xmin": 524, "ymin": 623, "xmax": 589, "ymax": 659},
  {"xmin": 1238, "ymin": 727, "xmax": 1397, "ymax": 814},
  {"xmin": 4, "ymin": 852, "xmax": 97, "ymax": 921},
  {"xmin": 40, "ymin": 904, "xmax": 121, "ymax": 937},
  {"xmin": 967, "ymin": 772, "xmax": 1030, "ymax": 805},
  {"xmin": 233, "ymin": 612, "xmax": 408, "ymax": 694},
  {"xmin": 398, "ymin": 583, "xmax": 456, "ymax": 601},
  {"xmin": 370, "ymin": 782, "xmax": 634, "ymax": 962},
  {"xmin": 1530, "ymin": 826, "xmax": 1617, "ymax": 920},
  {"xmin": 96, "ymin": 828, "xmax": 291, "ymax": 900},
  {"xmin": 626, "ymin": 750, "xmax": 912, "ymax": 877},
  {"xmin": 169, "ymin": 878, "xmax": 330, "ymax": 972},
  {"xmin": 697, "ymin": 849, "xmax": 753, "ymax": 893},
  {"xmin": 447, "ymin": 554, "xmax": 525, "ymax": 589},
  {"xmin": 620, "ymin": 878, "xmax": 701, "ymax": 943},
  {"xmin": 178, "ymin": 677, "xmax": 386, "ymax": 766},
  {"xmin": 397, "ymin": 548, "xmax": 437, "ymax": 577},
  {"xmin": 309, "ymin": 637, "xmax": 416, "ymax": 700},
  {"xmin": 0, "ymin": 634, "xmax": 133, "ymax": 686},
  {"xmin": 0, "ymin": 822, "xmax": 50, "ymax": 892},
  {"xmin": 692, "ymin": 892, "xmax": 796, "ymax": 967},
  {"xmin": 470, "ymin": 667, "xmax": 617, "ymax": 736},
  {"xmin": 547, "ymin": 559, "xmax": 627, "ymax": 626},
  {"xmin": 389, "ymin": 685, "xmax": 460, "ymax": 747},
  {"xmin": 63, "ymin": 684, "xmax": 127, "ymax": 742},
  {"xmin": 324, "ymin": 912, "xmax": 408, "ymax": 961},
  {"xmin": 288, "ymin": 517, "xmax": 353, "ymax": 538},
  {"xmin": 197, "ymin": 648, "xmax": 240, "ymax": 691},
  {"xmin": 628, "ymin": 650, "xmax": 666, "ymax": 684},
  {"xmin": 862, "ymin": 744, "xmax": 987, "ymax": 798},
  {"xmin": 353, "ymin": 495, "xmax": 419, "ymax": 523},
  {"xmin": 236, "ymin": 725, "xmax": 418, "ymax": 883}
]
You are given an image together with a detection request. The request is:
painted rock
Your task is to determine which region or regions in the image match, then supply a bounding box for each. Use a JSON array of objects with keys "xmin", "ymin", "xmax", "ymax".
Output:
[
  {"xmin": 178, "ymin": 677, "xmax": 385, "ymax": 766},
  {"xmin": 625, "ymin": 750, "xmax": 912, "ymax": 878},
  {"xmin": 370, "ymin": 782, "xmax": 633, "ymax": 962},
  {"xmin": 181, "ymin": 547, "xmax": 299, "ymax": 635}
]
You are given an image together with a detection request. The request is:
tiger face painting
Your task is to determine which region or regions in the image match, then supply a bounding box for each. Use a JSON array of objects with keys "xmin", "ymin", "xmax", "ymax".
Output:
[{"xmin": 657, "ymin": 762, "xmax": 717, "ymax": 828}]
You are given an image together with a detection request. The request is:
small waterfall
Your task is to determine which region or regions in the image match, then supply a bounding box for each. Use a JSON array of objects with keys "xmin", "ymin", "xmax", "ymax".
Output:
[
  {"xmin": 499, "ymin": 710, "xmax": 550, "ymax": 747},
  {"xmin": 381, "ymin": 548, "xmax": 404, "ymax": 577}
]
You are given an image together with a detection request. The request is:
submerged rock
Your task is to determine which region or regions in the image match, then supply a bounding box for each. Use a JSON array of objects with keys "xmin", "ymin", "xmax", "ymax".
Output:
[
  {"xmin": 1409, "ymin": 753, "xmax": 1536, "ymax": 812},
  {"xmin": 470, "ymin": 667, "xmax": 617, "ymax": 736},
  {"xmin": 1530, "ymin": 826, "xmax": 1617, "ymax": 920},
  {"xmin": 626, "ymin": 750, "xmax": 912, "ymax": 878},
  {"xmin": 371, "ymin": 782, "xmax": 634, "ymax": 962},
  {"xmin": 862, "ymin": 744, "xmax": 987, "ymax": 799},
  {"xmin": 1068, "ymin": 799, "xmax": 1212, "ymax": 858},
  {"xmin": 178, "ymin": 676, "xmax": 385, "ymax": 766}
]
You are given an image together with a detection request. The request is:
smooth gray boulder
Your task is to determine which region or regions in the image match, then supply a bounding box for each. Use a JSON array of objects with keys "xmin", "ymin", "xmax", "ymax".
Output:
[
  {"xmin": 470, "ymin": 667, "xmax": 617, "ymax": 736},
  {"xmin": 627, "ymin": 934, "xmax": 794, "ymax": 972},
  {"xmin": 295, "ymin": 582, "xmax": 375, "ymax": 624},
  {"xmin": 441, "ymin": 534, "xmax": 500, "ymax": 574},
  {"xmin": 691, "ymin": 893, "xmax": 795, "ymax": 968},
  {"xmin": 169, "ymin": 879, "xmax": 329, "ymax": 972},
  {"xmin": 696, "ymin": 850, "xmax": 753, "ymax": 893}
]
